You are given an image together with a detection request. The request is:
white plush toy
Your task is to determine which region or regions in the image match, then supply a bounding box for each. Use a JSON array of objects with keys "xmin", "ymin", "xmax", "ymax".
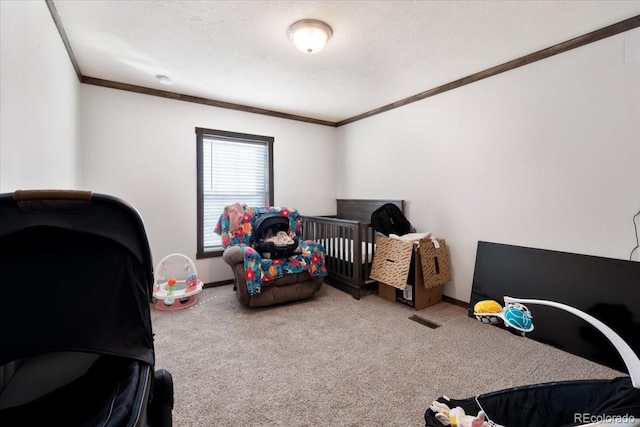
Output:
[{"xmin": 429, "ymin": 401, "xmax": 491, "ymax": 427}]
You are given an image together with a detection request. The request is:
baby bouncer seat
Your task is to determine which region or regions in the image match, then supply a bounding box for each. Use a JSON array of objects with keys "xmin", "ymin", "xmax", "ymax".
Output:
[
  {"xmin": 425, "ymin": 297, "xmax": 640, "ymax": 427},
  {"xmin": 0, "ymin": 190, "xmax": 174, "ymax": 426}
]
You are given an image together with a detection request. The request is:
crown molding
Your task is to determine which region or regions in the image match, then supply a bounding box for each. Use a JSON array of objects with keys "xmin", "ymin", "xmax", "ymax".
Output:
[
  {"xmin": 46, "ymin": 0, "xmax": 82, "ymax": 80},
  {"xmin": 80, "ymin": 76, "xmax": 337, "ymax": 127},
  {"xmin": 336, "ymin": 14, "xmax": 640, "ymax": 127},
  {"xmin": 46, "ymin": 1, "xmax": 639, "ymax": 128}
]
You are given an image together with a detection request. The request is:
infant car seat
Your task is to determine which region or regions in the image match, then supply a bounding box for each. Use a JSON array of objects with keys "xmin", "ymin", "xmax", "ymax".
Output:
[{"xmin": 252, "ymin": 211, "xmax": 299, "ymax": 259}]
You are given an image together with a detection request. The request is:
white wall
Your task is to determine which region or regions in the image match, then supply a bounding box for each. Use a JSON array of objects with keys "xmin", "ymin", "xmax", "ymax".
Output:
[
  {"xmin": 337, "ymin": 30, "xmax": 640, "ymax": 302},
  {"xmin": 0, "ymin": 1, "xmax": 80, "ymax": 191},
  {"xmin": 80, "ymin": 85, "xmax": 337, "ymax": 284},
  {"xmin": 5, "ymin": 1, "xmax": 637, "ymax": 301}
]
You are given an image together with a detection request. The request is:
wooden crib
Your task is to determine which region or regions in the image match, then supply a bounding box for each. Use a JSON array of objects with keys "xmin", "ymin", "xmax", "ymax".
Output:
[{"xmin": 302, "ymin": 199, "xmax": 404, "ymax": 299}]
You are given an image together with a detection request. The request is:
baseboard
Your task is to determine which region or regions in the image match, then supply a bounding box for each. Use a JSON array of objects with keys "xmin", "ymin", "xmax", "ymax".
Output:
[
  {"xmin": 202, "ymin": 279, "xmax": 468, "ymax": 308},
  {"xmin": 442, "ymin": 295, "xmax": 469, "ymax": 309},
  {"xmin": 203, "ymin": 279, "xmax": 234, "ymax": 288}
]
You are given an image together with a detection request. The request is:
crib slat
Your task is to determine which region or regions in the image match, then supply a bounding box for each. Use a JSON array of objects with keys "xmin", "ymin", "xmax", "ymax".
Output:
[
  {"xmin": 353, "ymin": 222, "xmax": 361, "ymax": 286},
  {"xmin": 339, "ymin": 225, "xmax": 346, "ymax": 277}
]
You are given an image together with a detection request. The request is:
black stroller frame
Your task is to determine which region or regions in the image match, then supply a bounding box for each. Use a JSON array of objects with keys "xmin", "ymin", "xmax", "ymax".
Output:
[{"xmin": 0, "ymin": 190, "xmax": 173, "ymax": 426}]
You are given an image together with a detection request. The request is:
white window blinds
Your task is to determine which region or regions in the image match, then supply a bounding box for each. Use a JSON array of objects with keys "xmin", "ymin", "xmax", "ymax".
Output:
[{"xmin": 201, "ymin": 136, "xmax": 270, "ymax": 252}]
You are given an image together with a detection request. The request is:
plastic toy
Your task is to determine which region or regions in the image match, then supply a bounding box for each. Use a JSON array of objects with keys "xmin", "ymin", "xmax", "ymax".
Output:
[
  {"xmin": 429, "ymin": 401, "xmax": 490, "ymax": 427},
  {"xmin": 186, "ymin": 273, "xmax": 199, "ymax": 289},
  {"xmin": 472, "ymin": 300, "xmax": 503, "ymax": 325},
  {"xmin": 152, "ymin": 253, "xmax": 203, "ymax": 311},
  {"xmin": 473, "ymin": 299, "xmax": 533, "ymax": 335}
]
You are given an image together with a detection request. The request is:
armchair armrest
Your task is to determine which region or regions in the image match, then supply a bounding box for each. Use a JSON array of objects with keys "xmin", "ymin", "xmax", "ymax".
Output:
[
  {"xmin": 222, "ymin": 245, "xmax": 244, "ymax": 266},
  {"xmin": 222, "ymin": 245, "xmax": 251, "ymax": 304}
]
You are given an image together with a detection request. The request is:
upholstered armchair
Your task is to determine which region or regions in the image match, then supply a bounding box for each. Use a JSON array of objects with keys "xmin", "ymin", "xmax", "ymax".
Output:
[{"xmin": 216, "ymin": 205, "xmax": 326, "ymax": 307}]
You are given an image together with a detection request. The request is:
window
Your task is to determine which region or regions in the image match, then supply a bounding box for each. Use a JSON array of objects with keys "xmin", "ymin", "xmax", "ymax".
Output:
[{"xmin": 196, "ymin": 127, "xmax": 274, "ymax": 258}]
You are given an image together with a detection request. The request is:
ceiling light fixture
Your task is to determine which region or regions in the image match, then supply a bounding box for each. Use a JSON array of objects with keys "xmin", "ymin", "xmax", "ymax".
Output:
[
  {"xmin": 287, "ymin": 19, "xmax": 332, "ymax": 54},
  {"xmin": 155, "ymin": 74, "xmax": 172, "ymax": 85}
]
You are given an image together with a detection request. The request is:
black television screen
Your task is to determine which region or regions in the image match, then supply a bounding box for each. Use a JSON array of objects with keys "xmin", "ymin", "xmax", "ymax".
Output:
[{"xmin": 469, "ymin": 241, "xmax": 640, "ymax": 373}]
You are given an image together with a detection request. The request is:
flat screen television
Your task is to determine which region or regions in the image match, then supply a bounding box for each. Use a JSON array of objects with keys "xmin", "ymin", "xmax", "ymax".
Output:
[{"xmin": 469, "ymin": 241, "xmax": 640, "ymax": 373}]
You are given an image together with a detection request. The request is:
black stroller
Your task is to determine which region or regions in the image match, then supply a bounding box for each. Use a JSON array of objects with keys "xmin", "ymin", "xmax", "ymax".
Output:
[{"xmin": 0, "ymin": 190, "xmax": 174, "ymax": 426}]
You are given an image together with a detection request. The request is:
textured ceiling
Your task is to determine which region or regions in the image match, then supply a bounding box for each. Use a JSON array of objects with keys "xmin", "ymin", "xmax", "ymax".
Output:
[{"xmin": 53, "ymin": 1, "xmax": 640, "ymax": 123}]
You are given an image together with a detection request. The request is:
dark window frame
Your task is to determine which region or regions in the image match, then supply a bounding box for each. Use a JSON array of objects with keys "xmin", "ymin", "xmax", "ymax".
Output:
[{"xmin": 196, "ymin": 127, "xmax": 274, "ymax": 259}]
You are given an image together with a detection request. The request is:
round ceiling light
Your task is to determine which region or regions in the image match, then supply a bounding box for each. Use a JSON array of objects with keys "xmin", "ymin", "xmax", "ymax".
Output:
[{"xmin": 287, "ymin": 19, "xmax": 332, "ymax": 54}]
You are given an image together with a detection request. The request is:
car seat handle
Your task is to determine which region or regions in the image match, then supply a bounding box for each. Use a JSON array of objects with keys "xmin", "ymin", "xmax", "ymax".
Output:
[{"xmin": 13, "ymin": 189, "xmax": 92, "ymax": 202}]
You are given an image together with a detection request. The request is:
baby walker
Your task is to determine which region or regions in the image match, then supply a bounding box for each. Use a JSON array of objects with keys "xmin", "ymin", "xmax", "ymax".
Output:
[{"xmin": 152, "ymin": 253, "xmax": 203, "ymax": 311}]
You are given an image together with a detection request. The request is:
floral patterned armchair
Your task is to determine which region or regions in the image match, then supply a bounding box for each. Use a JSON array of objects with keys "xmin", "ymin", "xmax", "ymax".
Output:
[{"xmin": 215, "ymin": 205, "xmax": 327, "ymax": 307}]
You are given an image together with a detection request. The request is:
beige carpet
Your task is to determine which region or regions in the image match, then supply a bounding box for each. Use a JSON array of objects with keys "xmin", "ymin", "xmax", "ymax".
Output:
[{"xmin": 150, "ymin": 284, "xmax": 623, "ymax": 427}]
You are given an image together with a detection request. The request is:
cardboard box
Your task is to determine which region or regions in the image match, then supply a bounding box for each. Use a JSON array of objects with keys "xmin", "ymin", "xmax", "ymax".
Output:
[
  {"xmin": 377, "ymin": 277, "xmax": 443, "ymax": 310},
  {"xmin": 370, "ymin": 236, "xmax": 451, "ymax": 310},
  {"xmin": 418, "ymin": 237, "xmax": 451, "ymax": 288}
]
